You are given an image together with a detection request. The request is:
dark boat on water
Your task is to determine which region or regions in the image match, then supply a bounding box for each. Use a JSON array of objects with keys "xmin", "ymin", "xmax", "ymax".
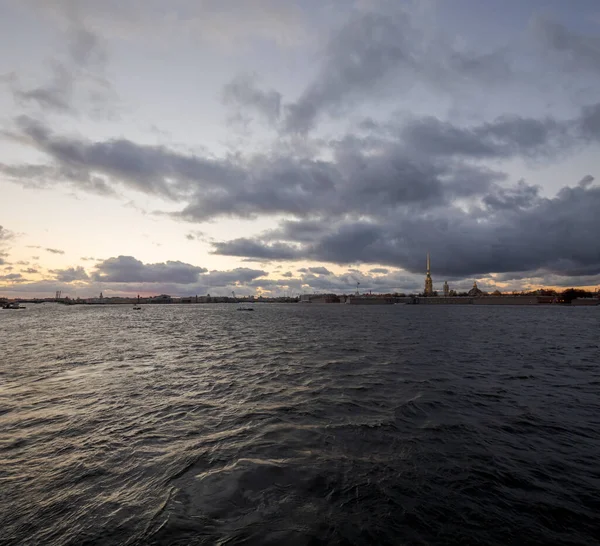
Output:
[{"xmin": 2, "ymin": 302, "xmax": 25, "ymax": 309}]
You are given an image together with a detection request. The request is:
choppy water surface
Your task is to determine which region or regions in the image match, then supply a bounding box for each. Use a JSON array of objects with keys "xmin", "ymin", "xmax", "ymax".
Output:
[{"xmin": 1, "ymin": 303, "xmax": 599, "ymax": 545}]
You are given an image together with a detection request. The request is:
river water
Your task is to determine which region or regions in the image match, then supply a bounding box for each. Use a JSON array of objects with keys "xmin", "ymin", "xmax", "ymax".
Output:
[{"xmin": 1, "ymin": 303, "xmax": 599, "ymax": 545}]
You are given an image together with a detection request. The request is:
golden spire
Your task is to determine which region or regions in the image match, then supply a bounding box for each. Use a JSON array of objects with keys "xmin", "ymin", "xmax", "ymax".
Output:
[{"xmin": 424, "ymin": 252, "xmax": 433, "ymax": 296}]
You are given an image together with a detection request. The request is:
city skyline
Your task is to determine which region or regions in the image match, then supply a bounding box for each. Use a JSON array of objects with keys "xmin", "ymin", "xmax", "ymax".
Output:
[{"xmin": 2, "ymin": 0, "xmax": 600, "ymax": 298}]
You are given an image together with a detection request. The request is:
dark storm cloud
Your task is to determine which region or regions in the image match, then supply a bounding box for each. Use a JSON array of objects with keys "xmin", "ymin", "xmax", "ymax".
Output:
[
  {"xmin": 481, "ymin": 180, "xmax": 541, "ymax": 211},
  {"xmin": 178, "ymin": 144, "xmax": 504, "ymax": 222},
  {"xmin": 222, "ymin": 75, "xmax": 282, "ymax": 124},
  {"xmin": 172, "ymin": 104, "xmax": 598, "ymax": 222},
  {"xmin": 45, "ymin": 248, "xmax": 65, "ymax": 254},
  {"xmin": 51, "ymin": 266, "xmax": 89, "ymax": 282},
  {"xmin": 213, "ymin": 179, "xmax": 600, "ymax": 278},
  {"xmin": 92, "ymin": 256, "xmax": 207, "ymax": 284},
  {"xmin": 8, "ymin": 100, "xmax": 598, "ymax": 221}
]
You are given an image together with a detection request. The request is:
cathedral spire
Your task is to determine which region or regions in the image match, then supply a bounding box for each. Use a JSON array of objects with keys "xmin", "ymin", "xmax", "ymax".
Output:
[{"xmin": 424, "ymin": 252, "xmax": 433, "ymax": 296}]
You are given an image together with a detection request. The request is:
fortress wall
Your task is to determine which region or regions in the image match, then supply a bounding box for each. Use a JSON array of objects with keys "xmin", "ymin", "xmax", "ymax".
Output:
[
  {"xmin": 417, "ymin": 297, "xmax": 471, "ymax": 304},
  {"xmin": 471, "ymin": 296, "xmax": 539, "ymax": 305}
]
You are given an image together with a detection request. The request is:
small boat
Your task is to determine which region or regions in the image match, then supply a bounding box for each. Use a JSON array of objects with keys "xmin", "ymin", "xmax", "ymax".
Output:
[
  {"xmin": 2, "ymin": 302, "xmax": 25, "ymax": 309},
  {"xmin": 133, "ymin": 295, "xmax": 142, "ymax": 310},
  {"xmin": 232, "ymin": 291, "xmax": 254, "ymax": 311}
]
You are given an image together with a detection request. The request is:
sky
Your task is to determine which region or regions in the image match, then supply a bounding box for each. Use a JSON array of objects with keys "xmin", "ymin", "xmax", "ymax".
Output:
[{"xmin": 1, "ymin": 0, "xmax": 600, "ymax": 298}]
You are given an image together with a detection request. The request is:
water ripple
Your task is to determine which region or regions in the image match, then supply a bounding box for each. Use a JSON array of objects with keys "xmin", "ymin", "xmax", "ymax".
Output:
[{"xmin": 1, "ymin": 303, "xmax": 599, "ymax": 545}]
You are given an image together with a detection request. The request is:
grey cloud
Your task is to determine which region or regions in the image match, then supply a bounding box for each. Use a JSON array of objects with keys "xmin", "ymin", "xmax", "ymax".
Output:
[
  {"xmin": 180, "ymin": 104, "xmax": 600, "ymax": 222},
  {"xmin": 293, "ymin": 268, "xmax": 421, "ymax": 294},
  {"xmin": 52, "ymin": 266, "xmax": 89, "ymax": 282},
  {"xmin": 15, "ymin": 61, "xmax": 74, "ymax": 113},
  {"xmin": 0, "ymin": 225, "xmax": 14, "ymax": 242},
  {"xmin": 10, "ymin": 18, "xmax": 114, "ymax": 117},
  {"xmin": 68, "ymin": 26, "xmax": 107, "ymax": 67},
  {"xmin": 11, "ymin": 116, "xmax": 241, "ymax": 200},
  {"xmin": 223, "ymin": 74, "xmax": 282, "ymax": 124},
  {"xmin": 307, "ymin": 266, "xmax": 332, "ymax": 275},
  {"xmin": 282, "ymin": 5, "xmax": 515, "ymax": 134},
  {"xmin": 212, "ymin": 179, "xmax": 600, "ymax": 279},
  {"xmin": 578, "ymin": 175, "xmax": 594, "ymax": 188},
  {"xmin": 45, "ymin": 248, "xmax": 65, "ymax": 254},
  {"xmin": 580, "ymin": 103, "xmax": 600, "ymax": 140},
  {"xmin": 283, "ymin": 8, "xmax": 416, "ymax": 133},
  {"xmin": 180, "ymin": 144, "xmax": 499, "ymax": 222},
  {"xmin": 200, "ymin": 268, "xmax": 267, "ymax": 287},
  {"xmin": 532, "ymin": 16, "xmax": 600, "ymax": 73},
  {"xmin": 281, "ymin": 271, "xmax": 293, "ymax": 278},
  {"xmin": 81, "ymin": 256, "xmax": 97, "ymax": 261},
  {"xmin": 10, "ymin": 101, "xmax": 598, "ymax": 223},
  {"xmin": 93, "ymin": 256, "xmax": 207, "ymax": 284},
  {"xmin": 401, "ymin": 114, "xmax": 573, "ymax": 160},
  {"xmin": 22, "ymin": 268, "xmax": 39, "ymax": 274},
  {"xmin": 370, "ymin": 268, "xmax": 389, "ymax": 274},
  {"xmin": 212, "ymin": 240, "xmax": 300, "ymax": 260},
  {"xmin": 0, "ymin": 273, "xmax": 23, "ymax": 282},
  {"xmin": 0, "ymin": 162, "xmax": 116, "ymax": 196},
  {"xmin": 185, "ymin": 231, "xmax": 207, "ymax": 242},
  {"xmin": 482, "ymin": 180, "xmax": 541, "ymax": 211}
]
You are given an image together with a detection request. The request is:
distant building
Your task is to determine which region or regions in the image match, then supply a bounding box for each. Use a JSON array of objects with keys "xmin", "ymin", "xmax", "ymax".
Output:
[
  {"xmin": 150, "ymin": 294, "xmax": 173, "ymax": 304},
  {"xmin": 443, "ymin": 281, "xmax": 449, "ymax": 297},
  {"xmin": 468, "ymin": 281, "xmax": 484, "ymax": 297},
  {"xmin": 424, "ymin": 253, "xmax": 434, "ymax": 296}
]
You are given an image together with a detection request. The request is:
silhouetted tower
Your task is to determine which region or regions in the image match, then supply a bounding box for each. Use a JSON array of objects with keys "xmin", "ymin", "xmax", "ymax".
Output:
[
  {"xmin": 443, "ymin": 281, "xmax": 449, "ymax": 297},
  {"xmin": 424, "ymin": 253, "xmax": 433, "ymax": 296}
]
